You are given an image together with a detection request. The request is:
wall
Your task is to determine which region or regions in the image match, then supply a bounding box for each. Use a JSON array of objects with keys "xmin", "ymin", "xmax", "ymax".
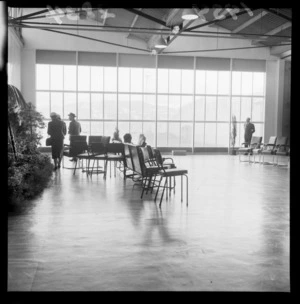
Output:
[
  {"xmin": 8, "ymin": 28, "xmax": 22, "ymax": 89},
  {"xmin": 282, "ymin": 61, "xmax": 291, "ymax": 139},
  {"xmin": 21, "ymin": 49, "xmax": 36, "ymax": 105}
]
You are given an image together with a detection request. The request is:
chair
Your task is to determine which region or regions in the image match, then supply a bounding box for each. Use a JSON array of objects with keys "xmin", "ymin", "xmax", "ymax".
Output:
[
  {"xmin": 237, "ymin": 136, "xmax": 262, "ymax": 163},
  {"xmin": 101, "ymin": 136, "xmax": 111, "ymax": 145},
  {"xmin": 124, "ymin": 144, "xmax": 136, "ymax": 180},
  {"xmin": 71, "ymin": 141, "xmax": 90, "ymax": 175},
  {"xmin": 88, "ymin": 136, "xmax": 102, "ymax": 145},
  {"xmin": 104, "ymin": 143, "xmax": 126, "ymax": 179},
  {"xmin": 273, "ymin": 137, "xmax": 289, "ymax": 166},
  {"xmin": 252, "ymin": 136, "xmax": 277, "ymax": 164},
  {"xmin": 62, "ymin": 135, "xmax": 87, "ymax": 169},
  {"xmin": 89, "ymin": 143, "xmax": 107, "ymax": 176},
  {"xmin": 154, "ymin": 148, "xmax": 188, "ymax": 208}
]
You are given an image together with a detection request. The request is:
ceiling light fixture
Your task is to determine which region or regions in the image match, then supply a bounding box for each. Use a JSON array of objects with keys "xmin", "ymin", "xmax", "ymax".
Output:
[
  {"xmin": 155, "ymin": 36, "xmax": 167, "ymax": 48},
  {"xmin": 181, "ymin": 8, "xmax": 199, "ymax": 20}
]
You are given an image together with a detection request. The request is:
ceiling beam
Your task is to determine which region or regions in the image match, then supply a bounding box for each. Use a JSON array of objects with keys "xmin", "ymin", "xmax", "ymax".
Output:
[
  {"xmin": 263, "ymin": 8, "xmax": 292, "ymax": 22},
  {"xmin": 10, "ymin": 9, "xmax": 49, "ymax": 22},
  {"xmin": 232, "ymin": 11, "xmax": 268, "ymax": 33},
  {"xmin": 127, "ymin": 8, "xmax": 142, "ymax": 38},
  {"xmin": 123, "ymin": 8, "xmax": 169, "ymax": 28}
]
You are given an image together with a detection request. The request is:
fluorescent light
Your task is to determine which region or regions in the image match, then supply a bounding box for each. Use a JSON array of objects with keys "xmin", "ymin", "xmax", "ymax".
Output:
[{"xmin": 182, "ymin": 8, "xmax": 198, "ymax": 20}]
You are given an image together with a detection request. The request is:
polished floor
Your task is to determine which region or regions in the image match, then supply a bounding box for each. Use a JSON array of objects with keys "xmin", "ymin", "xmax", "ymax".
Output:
[{"xmin": 7, "ymin": 154, "xmax": 290, "ymax": 291}]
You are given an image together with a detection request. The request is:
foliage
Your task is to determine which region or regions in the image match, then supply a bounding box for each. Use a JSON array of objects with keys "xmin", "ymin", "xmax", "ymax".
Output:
[{"xmin": 8, "ymin": 152, "xmax": 53, "ymax": 211}]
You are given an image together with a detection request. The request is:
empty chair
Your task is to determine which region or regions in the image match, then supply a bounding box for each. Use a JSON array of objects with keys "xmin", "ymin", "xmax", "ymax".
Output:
[
  {"xmin": 88, "ymin": 136, "xmax": 102, "ymax": 145},
  {"xmin": 237, "ymin": 136, "xmax": 262, "ymax": 163},
  {"xmin": 105, "ymin": 143, "xmax": 126, "ymax": 179},
  {"xmin": 101, "ymin": 136, "xmax": 111, "ymax": 145},
  {"xmin": 273, "ymin": 137, "xmax": 289, "ymax": 166},
  {"xmin": 154, "ymin": 148, "xmax": 188, "ymax": 208},
  {"xmin": 253, "ymin": 136, "xmax": 277, "ymax": 164},
  {"xmin": 89, "ymin": 142, "xmax": 107, "ymax": 176}
]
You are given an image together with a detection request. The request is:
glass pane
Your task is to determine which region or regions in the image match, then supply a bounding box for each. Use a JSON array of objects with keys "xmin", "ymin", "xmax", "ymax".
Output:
[
  {"xmin": 206, "ymin": 71, "xmax": 218, "ymax": 94},
  {"xmin": 169, "ymin": 69, "xmax": 181, "ymax": 93},
  {"xmin": 64, "ymin": 65, "xmax": 76, "ymax": 91},
  {"xmin": 241, "ymin": 97, "xmax": 251, "ymax": 121},
  {"xmin": 104, "ymin": 121, "xmax": 116, "ymax": 138},
  {"xmin": 91, "ymin": 67, "xmax": 103, "ymax": 92},
  {"xmin": 80, "ymin": 121, "xmax": 90, "ymax": 137},
  {"xmin": 181, "ymin": 96, "xmax": 193, "ymax": 121},
  {"xmin": 217, "ymin": 123, "xmax": 229, "ymax": 147},
  {"xmin": 253, "ymin": 72, "xmax": 265, "ymax": 96},
  {"xmin": 195, "ymin": 70, "xmax": 205, "ymax": 94},
  {"xmin": 118, "ymin": 94, "xmax": 130, "ymax": 120},
  {"xmin": 130, "ymin": 68, "xmax": 143, "ymax": 93},
  {"xmin": 232, "ymin": 72, "xmax": 241, "ymax": 95},
  {"xmin": 158, "ymin": 69, "xmax": 168, "ymax": 93},
  {"xmin": 205, "ymin": 123, "xmax": 216, "ymax": 147},
  {"xmin": 143, "ymin": 95, "xmax": 156, "ymax": 120},
  {"xmin": 168, "ymin": 95, "xmax": 180, "ymax": 120},
  {"xmin": 64, "ymin": 93, "xmax": 77, "ymax": 119},
  {"xmin": 180, "ymin": 123, "xmax": 192, "ymax": 147},
  {"xmin": 144, "ymin": 68, "xmax": 156, "ymax": 93},
  {"xmin": 78, "ymin": 93, "xmax": 90, "ymax": 119},
  {"xmin": 118, "ymin": 122, "xmax": 130, "ymax": 142},
  {"xmin": 36, "ymin": 64, "xmax": 49, "ymax": 90},
  {"xmin": 104, "ymin": 67, "xmax": 117, "ymax": 92},
  {"xmin": 130, "ymin": 122, "xmax": 143, "ymax": 144},
  {"xmin": 194, "ymin": 123, "xmax": 204, "ymax": 147},
  {"xmin": 91, "ymin": 93, "xmax": 103, "ymax": 119},
  {"xmin": 118, "ymin": 68, "xmax": 130, "ymax": 92},
  {"xmin": 236, "ymin": 123, "xmax": 243, "ymax": 147},
  {"xmin": 104, "ymin": 93, "xmax": 117, "ymax": 119},
  {"xmin": 195, "ymin": 96, "xmax": 205, "ymax": 121},
  {"xmin": 254, "ymin": 123, "xmax": 264, "ymax": 138},
  {"xmin": 91, "ymin": 121, "xmax": 103, "ymax": 135},
  {"xmin": 231, "ymin": 97, "xmax": 241, "ymax": 121},
  {"xmin": 252, "ymin": 97, "xmax": 264, "ymax": 121},
  {"xmin": 168, "ymin": 122, "xmax": 180, "ymax": 147},
  {"xmin": 218, "ymin": 71, "xmax": 230, "ymax": 95},
  {"xmin": 157, "ymin": 122, "xmax": 167, "ymax": 147},
  {"xmin": 50, "ymin": 92, "xmax": 63, "ymax": 116},
  {"xmin": 78, "ymin": 66, "xmax": 90, "ymax": 91},
  {"xmin": 130, "ymin": 94, "xmax": 143, "ymax": 120},
  {"xmin": 181, "ymin": 70, "xmax": 194, "ymax": 94},
  {"xmin": 217, "ymin": 97, "xmax": 230, "ymax": 121},
  {"xmin": 206, "ymin": 96, "xmax": 217, "ymax": 121},
  {"xmin": 241, "ymin": 72, "xmax": 253, "ymax": 96},
  {"xmin": 50, "ymin": 65, "xmax": 63, "ymax": 90},
  {"xmin": 143, "ymin": 122, "xmax": 155, "ymax": 146},
  {"xmin": 157, "ymin": 95, "xmax": 168, "ymax": 120},
  {"xmin": 36, "ymin": 92, "xmax": 50, "ymax": 119},
  {"xmin": 39, "ymin": 121, "xmax": 49, "ymax": 147}
]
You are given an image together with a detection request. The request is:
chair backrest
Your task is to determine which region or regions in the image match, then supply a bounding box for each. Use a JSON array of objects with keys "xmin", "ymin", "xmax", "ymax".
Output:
[
  {"xmin": 69, "ymin": 141, "xmax": 88, "ymax": 156},
  {"xmin": 263, "ymin": 136, "xmax": 277, "ymax": 151},
  {"xmin": 250, "ymin": 136, "xmax": 262, "ymax": 149},
  {"xmin": 106, "ymin": 143, "xmax": 125, "ymax": 155},
  {"xmin": 275, "ymin": 136, "xmax": 288, "ymax": 152},
  {"xmin": 90, "ymin": 142, "xmax": 107, "ymax": 155},
  {"xmin": 101, "ymin": 136, "xmax": 111, "ymax": 145},
  {"xmin": 153, "ymin": 148, "xmax": 165, "ymax": 172},
  {"xmin": 128, "ymin": 144, "xmax": 142, "ymax": 175},
  {"xmin": 70, "ymin": 135, "xmax": 87, "ymax": 143},
  {"xmin": 124, "ymin": 143, "xmax": 134, "ymax": 171},
  {"xmin": 88, "ymin": 136, "xmax": 102, "ymax": 145},
  {"xmin": 140, "ymin": 146, "xmax": 150, "ymax": 163}
]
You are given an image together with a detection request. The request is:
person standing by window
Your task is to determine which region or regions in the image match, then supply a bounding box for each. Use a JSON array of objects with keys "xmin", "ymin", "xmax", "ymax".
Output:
[
  {"xmin": 68, "ymin": 112, "xmax": 81, "ymax": 138},
  {"xmin": 244, "ymin": 117, "xmax": 255, "ymax": 147},
  {"xmin": 47, "ymin": 112, "xmax": 67, "ymax": 170}
]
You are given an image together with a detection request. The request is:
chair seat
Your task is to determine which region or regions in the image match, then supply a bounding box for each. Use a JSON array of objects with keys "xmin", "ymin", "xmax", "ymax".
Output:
[
  {"xmin": 238, "ymin": 148, "xmax": 251, "ymax": 153},
  {"xmin": 93, "ymin": 154, "xmax": 107, "ymax": 160},
  {"xmin": 261, "ymin": 150, "xmax": 274, "ymax": 155},
  {"xmin": 159, "ymin": 168, "xmax": 188, "ymax": 176},
  {"xmin": 252, "ymin": 148, "xmax": 262, "ymax": 154},
  {"xmin": 276, "ymin": 151, "xmax": 289, "ymax": 156},
  {"xmin": 77, "ymin": 152, "xmax": 92, "ymax": 158},
  {"xmin": 106, "ymin": 154, "xmax": 124, "ymax": 161}
]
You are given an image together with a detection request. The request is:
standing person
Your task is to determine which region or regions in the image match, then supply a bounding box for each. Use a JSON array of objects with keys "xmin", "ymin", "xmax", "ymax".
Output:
[
  {"xmin": 68, "ymin": 112, "xmax": 81, "ymax": 138},
  {"xmin": 112, "ymin": 126, "xmax": 122, "ymax": 143},
  {"xmin": 244, "ymin": 117, "xmax": 255, "ymax": 147},
  {"xmin": 137, "ymin": 134, "xmax": 147, "ymax": 147},
  {"xmin": 68, "ymin": 113, "xmax": 81, "ymax": 161},
  {"xmin": 47, "ymin": 112, "xmax": 67, "ymax": 170}
]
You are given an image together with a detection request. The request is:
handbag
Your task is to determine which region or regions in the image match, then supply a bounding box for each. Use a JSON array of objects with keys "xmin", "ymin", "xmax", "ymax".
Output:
[{"xmin": 46, "ymin": 137, "xmax": 52, "ymax": 146}]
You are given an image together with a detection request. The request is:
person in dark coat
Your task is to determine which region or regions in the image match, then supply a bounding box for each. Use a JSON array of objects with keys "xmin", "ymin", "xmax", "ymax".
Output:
[
  {"xmin": 47, "ymin": 112, "xmax": 67, "ymax": 170},
  {"xmin": 244, "ymin": 117, "xmax": 255, "ymax": 147}
]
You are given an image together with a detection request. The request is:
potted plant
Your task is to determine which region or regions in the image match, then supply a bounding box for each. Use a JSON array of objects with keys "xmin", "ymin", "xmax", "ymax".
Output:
[{"xmin": 229, "ymin": 114, "xmax": 237, "ymax": 155}]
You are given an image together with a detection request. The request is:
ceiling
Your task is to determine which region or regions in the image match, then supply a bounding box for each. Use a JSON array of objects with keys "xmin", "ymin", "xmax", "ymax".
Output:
[{"xmin": 7, "ymin": 7, "xmax": 292, "ymax": 59}]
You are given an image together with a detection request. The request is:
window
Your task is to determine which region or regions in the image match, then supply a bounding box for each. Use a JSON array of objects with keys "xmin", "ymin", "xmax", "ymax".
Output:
[
  {"xmin": 118, "ymin": 68, "xmax": 130, "ymax": 92},
  {"xmin": 168, "ymin": 95, "xmax": 180, "ymax": 120},
  {"xmin": 144, "ymin": 69, "xmax": 156, "ymax": 93},
  {"xmin": 157, "ymin": 122, "xmax": 168, "ymax": 147},
  {"xmin": 217, "ymin": 97, "xmax": 230, "ymax": 121},
  {"xmin": 194, "ymin": 123, "xmax": 204, "ymax": 147},
  {"xmin": 91, "ymin": 67, "xmax": 103, "ymax": 92},
  {"xmin": 130, "ymin": 94, "xmax": 143, "ymax": 120},
  {"xmin": 182, "ymin": 70, "xmax": 194, "ymax": 94},
  {"xmin": 158, "ymin": 69, "xmax": 168, "ymax": 93},
  {"xmin": 157, "ymin": 95, "xmax": 168, "ymax": 120},
  {"xmin": 64, "ymin": 65, "xmax": 76, "ymax": 91},
  {"xmin": 104, "ymin": 67, "xmax": 117, "ymax": 92},
  {"xmin": 195, "ymin": 70, "xmax": 205, "ymax": 94},
  {"xmin": 104, "ymin": 93, "xmax": 117, "ymax": 119},
  {"xmin": 206, "ymin": 71, "xmax": 218, "ymax": 94},
  {"xmin": 91, "ymin": 93, "xmax": 103, "ymax": 119},
  {"xmin": 118, "ymin": 94, "xmax": 130, "ymax": 120},
  {"xmin": 181, "ymin": 96, "xmax": 193, "ymax": 121},
  {"xmin": 169, "ymin": 69, "xmax": 181, "ymax": 94},
  {"xmin": 180, "ymin": 123, "xmax": 192, "ymax": 147},
  {"xmin": 78, "ymin": 93, "xmax": 90, "ymax": 119},
  {"xmin": 36, "ymin": 64, "xmax": 49, "ymax": 90},
  {"xmin": 168, "ymin": 122, "xmax": 180, "ymax": 147},
  {"xmin": 78, "ymin": 66, "xmax": 90, "ymax": 91},
  {"xmin": 50, "ymin": 65, "xmax": 63, "ymax": 91},
  {"xmin": 64, "ymin": 93, "xmax": 77, "ymax": 118},
  {"xmin": 50, "ymin": 92, "xmax": 63, "ymax": 115},
  {"xmin": 195, "ymin": 96, "xmax": 205, "ymax": 121},
  {"xmin": 143, "ymin": 95, "xmax": 156, "ymax": 120},
  {"xmin": 206, "ymin": 96, "xmax": 217, "ymax": 121},
  {"xmin": 36, "ymin": 92, "xmax": 50, "ymax": 118},
  {"xmin": 131, "ymin": 68, "xmax": 143, "ymax": 93},
  {"xmin": 205, "ymin": 123, "xmax": 216, "ymax": 147}
]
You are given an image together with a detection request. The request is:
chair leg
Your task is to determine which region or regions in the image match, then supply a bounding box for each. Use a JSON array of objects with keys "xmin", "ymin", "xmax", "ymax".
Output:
[
  {"xmin": 159, "ymin": 177, "xmax": 168, "ymax": 208},
  {"xmin": 73, "ymin": 158, "xmax": 78, "ymax": 175},
  {"xmin": 141, "ymin": 177, "xmax": 147, "ymax": 199},
  {"xmin": 155, "ymin": 175, "xmax": 163, "ymax": 201},
  {"xmin": 185, "ymin": 174, "xmax": 188, "ymax": 206},
  {"xmin": 181, "ymin": 175, "xmax": 183, "ymax": 202}
]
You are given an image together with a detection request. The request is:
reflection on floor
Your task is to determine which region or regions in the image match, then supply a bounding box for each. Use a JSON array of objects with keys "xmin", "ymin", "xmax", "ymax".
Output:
[{"xmin": 8, "ymin": 154, "xmax": 290, "ymax": 291}]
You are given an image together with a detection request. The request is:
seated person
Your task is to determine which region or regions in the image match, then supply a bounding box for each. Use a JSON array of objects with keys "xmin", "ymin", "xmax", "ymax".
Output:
[
  {"xmin": 123, "ymin": 133, "xmax": 133, "ymax": 144},
  {"xmin": 137, "ymin": 134, "xmax": 147, "ymax": 147}
]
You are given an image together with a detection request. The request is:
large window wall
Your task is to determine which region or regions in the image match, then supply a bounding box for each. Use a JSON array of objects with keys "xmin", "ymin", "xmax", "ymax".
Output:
[{"xmin": 36, "ymin": 51, "xmax": 266, "ymax": 149}]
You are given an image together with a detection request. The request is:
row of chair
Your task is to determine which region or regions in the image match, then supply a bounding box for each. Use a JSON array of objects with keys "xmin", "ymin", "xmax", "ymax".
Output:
[
  {"xmin": 237, "ymin": 135, "xmax": 290, "ymax": 166},
  {"xmin": 61, "ymin": 135, "xmax": 189, "ymax": 207}
]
